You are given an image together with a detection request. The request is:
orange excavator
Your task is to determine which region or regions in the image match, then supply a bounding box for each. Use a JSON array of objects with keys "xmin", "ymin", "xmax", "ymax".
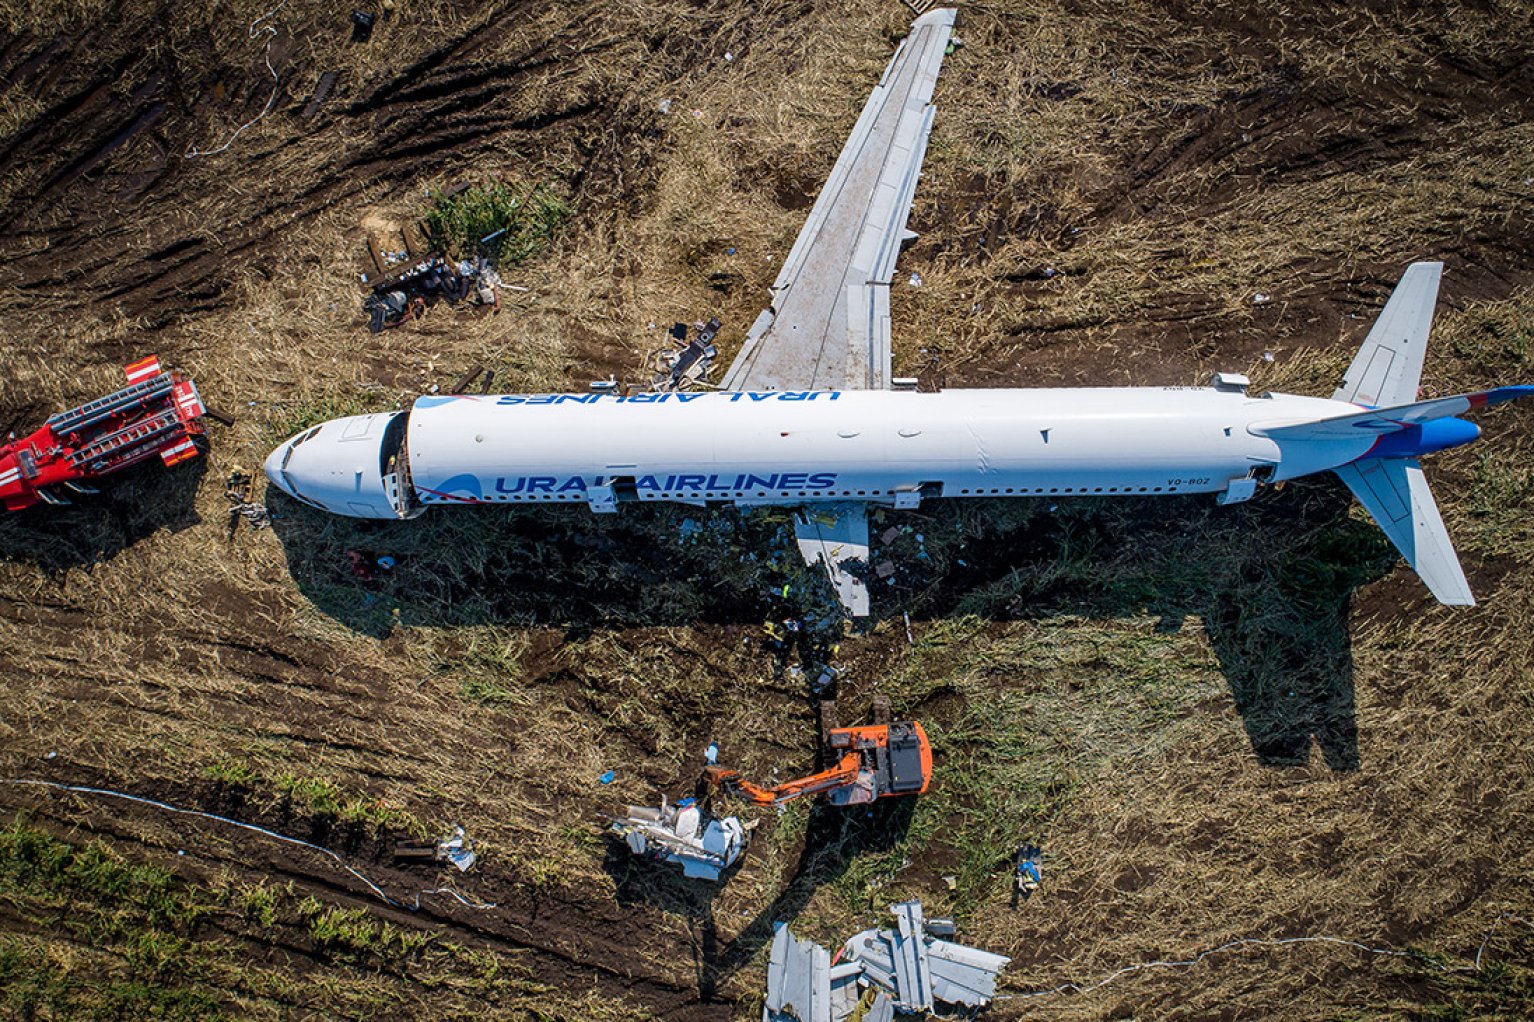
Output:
[{"xmin": 704, "ymin": 698, "xmax": 931, "ymax": 807}]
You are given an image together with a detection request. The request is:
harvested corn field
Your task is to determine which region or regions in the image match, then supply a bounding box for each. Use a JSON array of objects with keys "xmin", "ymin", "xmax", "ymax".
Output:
[{"xmin": 1, "ymin": 1, "xmax": 1533, "ymax": 1019}]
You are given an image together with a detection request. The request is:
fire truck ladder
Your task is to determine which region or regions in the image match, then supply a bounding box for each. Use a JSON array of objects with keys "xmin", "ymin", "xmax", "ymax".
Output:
[
  {"xmin": 66, "ymin": 412, "xmax": 184, "ymax": 474},
  {"xmin": 47, "ymin": 374, "xmax": 175, "ymax": 437}
]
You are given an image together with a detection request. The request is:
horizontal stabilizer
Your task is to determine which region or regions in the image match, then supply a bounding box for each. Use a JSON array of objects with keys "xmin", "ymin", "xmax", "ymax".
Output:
[
  {"xmin": 1252, "ymin": 386, "xmax": 1534, "ymax": 440},
  {"xmin": 1335, "ymin": 457, "xmax": 1473, "ymax": 606},
  {"xmin": 1334, "ymin": 262, "xmax": 1441, "ymax": 408}
]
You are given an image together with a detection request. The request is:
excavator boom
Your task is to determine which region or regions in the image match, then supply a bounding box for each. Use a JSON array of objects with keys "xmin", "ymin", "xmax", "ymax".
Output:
[
  {"xmin": 705, "ymin": 758, "xmax": 861, "ymax": 808},
  {"xmin": 705, "ymin": 719, "xmax": 931, "ymax": 809}
]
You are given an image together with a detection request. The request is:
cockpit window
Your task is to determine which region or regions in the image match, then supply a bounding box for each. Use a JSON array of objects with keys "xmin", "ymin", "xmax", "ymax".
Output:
[{"xmin": 281, "ymin": 426, "xmax": 323, "ymax": 471}]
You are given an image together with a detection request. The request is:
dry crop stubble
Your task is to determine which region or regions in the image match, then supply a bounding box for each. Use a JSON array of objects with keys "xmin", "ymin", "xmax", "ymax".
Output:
[{"xmin": 2, "ymin": 0, "xmax": 1534, "ymax": 1018}]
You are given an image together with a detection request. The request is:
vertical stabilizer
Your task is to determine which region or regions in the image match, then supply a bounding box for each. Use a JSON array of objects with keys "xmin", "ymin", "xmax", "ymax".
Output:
[
  {"xmin": 1334, "ymin": 457, "xmax": 1473, "ymax": 605},
  {"xmin": 1334, "ymin": 262, "xmax": 1442, "ymax": 407}
]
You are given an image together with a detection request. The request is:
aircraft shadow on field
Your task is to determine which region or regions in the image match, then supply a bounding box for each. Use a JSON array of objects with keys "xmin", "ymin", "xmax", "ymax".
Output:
[
  {"xmin": 0, "ymin": 458, "xmax": 205, "ymax": 573},
  {"xmin": 267, "ymin": 493, "xmax": 843, "ymax": 634},
  {"xmin": 885, "ymin": 477, "xmax": 1398, "ymax": 772},
  {"xmin": 600, "ymin": 795, "xmax": 916, "ymax": 1003},
  {"xmin": 270, "ymin": 474, "xmax": 1395, "ymax": 771}
]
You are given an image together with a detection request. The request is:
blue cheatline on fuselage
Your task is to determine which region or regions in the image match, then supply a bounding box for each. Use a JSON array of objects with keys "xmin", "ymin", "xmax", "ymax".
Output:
[
  {"xmin": 427, "ymin": 471, "xmax": 844, "ymax": 501},
  {"xmin": 483, "ymin": 391, "xmax": 844, "ymax": 406}
]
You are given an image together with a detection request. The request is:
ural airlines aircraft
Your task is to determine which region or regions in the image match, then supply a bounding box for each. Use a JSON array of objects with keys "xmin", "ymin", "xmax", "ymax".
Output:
[{"xmin": 267, "ymin": 9, "xmax": 1530, "ymax": 614}]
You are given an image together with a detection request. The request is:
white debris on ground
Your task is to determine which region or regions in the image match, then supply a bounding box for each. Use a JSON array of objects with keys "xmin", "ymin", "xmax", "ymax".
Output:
[
  {"xmin": 458, "ymin": 257, "xmax": 502, "ymax": 305},
  {"xmin": 762, "ymin": 901, "xmax": 1009, "ymax": 1022},
  {"xmin": 609, "ymin": 797, "xmax": 749, "ymax": 881},
  {"xmin": 439, "ymin": 825, "xmax": 477, "ymax": 872}
]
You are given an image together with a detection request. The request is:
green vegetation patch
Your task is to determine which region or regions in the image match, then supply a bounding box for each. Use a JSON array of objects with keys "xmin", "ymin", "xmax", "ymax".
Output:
[
  {"xmin": 202, "ymin": 755, "xmax": 431, "ymax": 840},
  {"xmin": 423, "ymin": 181, "xmax": 570, "ymax": 262},
  {"xmin": 1377, "ymin": 926, "xmax": 1534, "ymax": 1020},
  {"xmin": 818, "ymin": 617, "xmax": 1222, "ymax": 921},
  {"xmin": 0, "ymin": 821, "xmax": 224, "ymax": 1020},
  {"xmin": 0, "ymin": 818, "xmax": 645, "ymax": 1020}
]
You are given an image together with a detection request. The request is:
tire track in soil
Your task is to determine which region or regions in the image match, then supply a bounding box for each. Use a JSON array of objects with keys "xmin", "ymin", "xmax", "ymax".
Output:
[
  {"xmin": 0, "ymin": 788, "xmax": 729, "ymax": 1019},
  {"xmin": 0, "ymin": 589, "xmax": 729, "ymax": 1013},
  {"xmin": 0, "ymin": 9, "xmax": 647, "ymax": 338}
]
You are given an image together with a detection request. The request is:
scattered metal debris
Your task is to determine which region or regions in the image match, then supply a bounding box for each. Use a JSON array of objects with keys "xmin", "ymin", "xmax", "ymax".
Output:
[
  {"xmin": 844, "ymin": 901, "xmax": 1011, "ymax": 1012},
  {"xmin": 438, "ymin": 824, "xmax": 477, "ymax": 871},
  {"xmin": 363, "ymin": 255, "xmax": 502, "ymax": 331},
  {"xmin": 608, "ymin": 796, "xmax": 749, "ymax": 881},
  {"xmin": 763, "ymin": 923, "xmax": 866, "ymax": 1022},
  {"xmin": 392, "ymin": 824, "xmax": 477, "ymax": 872},
  {"xmin": 225, "ymin": 466, "xmax": 269, "ymax": 536},
  {"xmin": 763, "ymin": 901, "xmax": 1006, "ymax": 1021},
  {"xmin": 650, "ymin": 317, "xmax": 721, "ymax": 391}
]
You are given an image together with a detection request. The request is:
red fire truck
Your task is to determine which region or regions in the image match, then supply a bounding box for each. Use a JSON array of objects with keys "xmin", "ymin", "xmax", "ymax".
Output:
[{"xmin": 0, "ymin": 356, "xmax": 208, "ymax": 512}]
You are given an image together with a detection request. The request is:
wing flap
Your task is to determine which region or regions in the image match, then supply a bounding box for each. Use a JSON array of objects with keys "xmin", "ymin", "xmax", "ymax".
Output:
[{"xmin": 794, "ymin": 502, "xmax": 871, "ymax": 616}]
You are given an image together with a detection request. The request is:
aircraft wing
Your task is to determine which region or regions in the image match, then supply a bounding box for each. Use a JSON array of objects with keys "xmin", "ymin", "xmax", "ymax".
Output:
[{"xmin": 721, "ymin": 8, "xmax": 956, "ymax": 394}]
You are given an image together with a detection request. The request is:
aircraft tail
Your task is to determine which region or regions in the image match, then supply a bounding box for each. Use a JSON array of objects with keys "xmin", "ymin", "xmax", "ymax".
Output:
[
  {"xmin": 1284, "ymin": 261, "xmax": 1534, "ymax": 606},
  {"xmin": 1333, "ymin": 457, "xmax": 1474, "ymax": 605},
  {"xmin": 1251, "ymin": 385, "xmax": 1534, "ymax": 440},
  {"xmin": 1333, "ymin": 261, "xmax": 1442, "ymax": 407}
]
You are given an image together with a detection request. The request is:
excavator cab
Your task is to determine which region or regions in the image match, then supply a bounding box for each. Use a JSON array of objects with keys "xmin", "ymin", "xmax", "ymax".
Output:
[
  {"xmin": 823, "ymin": 720, "xmax": 930, "ymax": 805},
  {"xmin": 705, "ymin": 708, "xmax": 932, "ymax": 809}
]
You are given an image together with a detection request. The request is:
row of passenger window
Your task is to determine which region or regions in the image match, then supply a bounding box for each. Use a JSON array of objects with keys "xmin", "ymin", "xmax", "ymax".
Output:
[
  {"xmin": 430, "ymin": 484, "xmax": 1179, "ymax": 502},
  {"xmin": 956, "ymin": 485, "xmax": 1171, "ymax": 494}
]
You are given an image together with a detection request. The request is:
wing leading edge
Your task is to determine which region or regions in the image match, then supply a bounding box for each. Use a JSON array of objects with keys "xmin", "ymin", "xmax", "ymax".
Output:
[{"xmin": 722, "ymin": 8, "xmax": 956, "ymax": 394}]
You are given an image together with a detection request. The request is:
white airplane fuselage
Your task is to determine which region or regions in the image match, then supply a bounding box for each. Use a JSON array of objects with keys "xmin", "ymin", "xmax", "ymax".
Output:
[{"xmin": 264, "ymin": 385, "xmax": 1392, "ymax": 519}]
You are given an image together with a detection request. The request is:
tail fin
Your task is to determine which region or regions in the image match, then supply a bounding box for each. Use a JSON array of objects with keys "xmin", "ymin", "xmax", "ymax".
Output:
[
  {"xmin": 1278, "ymin": 261, "xmax": 1528, "ymax": 606},
  {"xmin": 1334, "ymin": 262, "xmax": 1441, "ymax": 407},
  {"xmin": 1334, "ymin": 457, "xmax": 1474, "ymax": 605},
  {"xmin": 1252, "ymin": 385, "xmax": 1534, "ymax": 440}
]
